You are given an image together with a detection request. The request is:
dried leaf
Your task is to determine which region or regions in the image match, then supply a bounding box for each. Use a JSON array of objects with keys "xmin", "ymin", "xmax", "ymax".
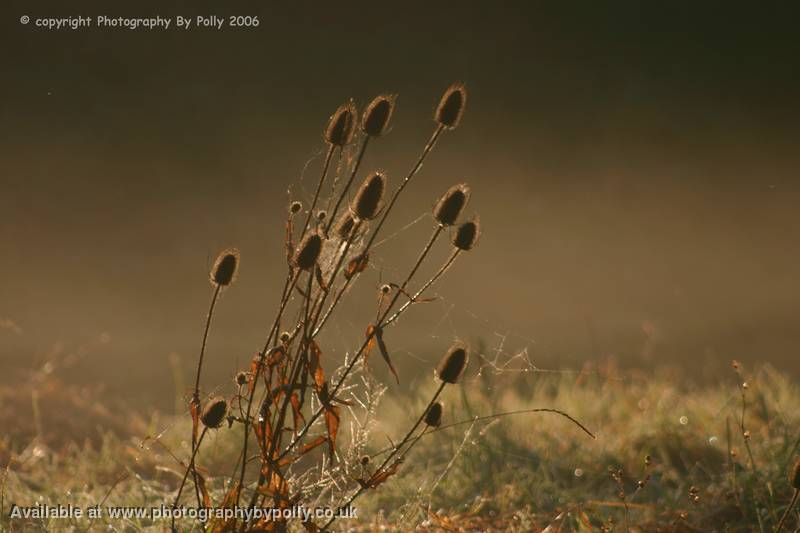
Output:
[
  {"xmin": 364, "ymin": 459, "xmax": 401, "ymax": 489},
  {"xmin": 363, "ymin": 324, "xmax": 378, "ymax": 368},
  {"xmin": 190, "ymin": 397, "xmax": 200, "ymax": 445},
  {"xmin": 314, "ymin": 264, "xmax": 328, "ymax": 292},
  {"xmin": 374, "ymin": 326, "xmax": 399, "ymax": 384},
  {"xmin": 308, "ymin": 340, "xmax": 325, "ymax": 392},
  {"xmin": 344, "ymin": 253, "xmax": 369, "ymax": 280},
  {"xmin": 289, "ymin": 392, "xmax": 305, "ymax": 433},
  {"xmin": 278, "ymin": 435, "xmax": 327, "ymax": 467},
  {"xmin": 195, "ymin": 470, "xmax": 212, "ymax": 508}
]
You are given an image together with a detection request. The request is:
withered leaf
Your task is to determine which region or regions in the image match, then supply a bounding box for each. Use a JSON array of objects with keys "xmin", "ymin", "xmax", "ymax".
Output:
[{"xmin": 344, "ymin": 253, "xmax": 369, "ymax": 280}]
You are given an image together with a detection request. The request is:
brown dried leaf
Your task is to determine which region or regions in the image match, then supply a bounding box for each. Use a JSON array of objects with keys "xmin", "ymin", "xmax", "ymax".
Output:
[
  {"xmin": 278, "ymin": 435, "xmax": 327, "ymax": 467},
  {"xmin": 363, "ymin": 324, "xmax": 378, "ymax": 368},
  {"xmin": 190, "ymin": 397, "xmax": 200, "ymax": 445},
  {"xmin": 314, "ymin": 264, "xmax": 328, "ymax": 292},
  {"xmin": 374, "ymin": 326, "xmax": 399, "ymax": 384},
  {"xmin": 308, "ymin": 340, "xmax": 325, "ymax": 392},
  {"xmin": 365, "ymin": 459, "xmax": 401, "ymax": 489},
  {"xmin": 195, "ymin": 470, "xmax": 212, "ymax": 508},
  {"xmin": 344, "ymin": 253, "xmax": 369, "ymax": 280}
]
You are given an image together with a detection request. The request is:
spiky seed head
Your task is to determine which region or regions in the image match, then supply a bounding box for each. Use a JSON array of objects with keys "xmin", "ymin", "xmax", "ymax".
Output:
[
  {"xmin": 424, "ymin": 402, "xmax": 443, "ymax": 427},
  {"xmin": 380, "ymin": 284, "xmax": 391, "ymax": 295},
  {"xmin": 294, "ymin": 233, "xmax": 323, "ymax": 270},
  {"xmin": 791, "ymin": 459, "xmax": 800, "ymax": 489},
  {"xmin": 360, "ymin": 455, "xmax": 370, "ymax": 466},
  {"xmin": 453, "ymin": 217, "xmax": 480, "ymax": 251},
  {"xmin": 435, "ymin": 83, "xmax": 467, "ymax": 129},
  {"xmin": 352, "ymin": 171, "xmax": 386, "ymax": 221},
  {"xmin": 316, "ymin": 210, "xmax": 327, "ymax": 222},
  {"xmin": 279, "ymin": 331, "xmax": 291, "ymax": 343},
  {"xmin": 201, "ymin": 397, "xmax": 228, "ymax": 428},
  {"xmin": 325, "ymin": 100, "xmax": 357, "ymax": 146},
  {"xmin": 235, "ymin": 371, "xmax": 248, "ymax": 386},
  {"xmin": 436, "ymin": 342, "xmax": 469, "ymax": 384},
  {"xmin": 334, "ymin": 212, "xmax": 356, "ymax": 240},
  {"xmin": 211, "ymin": 248, "xmax": 240, "ymax": 286},
  {"xmin": 362, "ymin": 94, "xmax": 397, "ymax": 137},
  {"xmin": 433, "ymin": 184, "xmax": 470, "ymax": 226},
  {"xmin": 290, "ymin": 201, "xmax": 302, "ymax": 214}
]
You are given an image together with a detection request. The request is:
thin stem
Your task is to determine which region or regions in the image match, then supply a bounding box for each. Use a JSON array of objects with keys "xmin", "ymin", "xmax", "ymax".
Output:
[
  {"xmin": 172, "ymin": 427, "xmax": 208, "ymax": 532},
  {"xmin": 193, "ymin": 284, "xmax": 222, "ymax": 400},
  {"xmin": 775, "ymin": 488, "xmax": 799, "ymax": 533}
]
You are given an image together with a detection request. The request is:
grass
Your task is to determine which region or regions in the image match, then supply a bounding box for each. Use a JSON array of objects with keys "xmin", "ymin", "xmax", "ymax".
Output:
[{"xmin": 3, "ymin": 360, "xmax": 800, "ymax": 531}]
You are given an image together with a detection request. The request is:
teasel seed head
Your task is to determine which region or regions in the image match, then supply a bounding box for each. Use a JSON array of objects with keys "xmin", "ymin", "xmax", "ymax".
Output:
[
  {"xmin": 424, "ymin": 402, "xmax": 443, "ymax": 427},
  {"xmin": 316, "ymin": 210, "xmax": 327, "ymax": 222},
  {"xmin": 362, "ymin": 94, "xmax": 397, "ymax": 137},
  {"xmin": 435, "ymin": 82, "xmax": 467, "ymax": 129},
  {"xmin": 235, "ymin": 371, "xmax": 248, "ymax": 386},
  {"xmin": 791, "ymin": 458, "xmax": 800, "ymax": 489},
  {"xmin": 279, "ymin": 331, "xmax": 291, "ymax": 344},
  {"xmin": 380, "ymin": 284, "xmax": 391, "ymax": 295},
  {"xmin": 325, "ymin": 100, "xmax": 357, "ymax": 146},
  {"xmin": 334, "ymin": 212, "xmax": 356, "ymax": 241},
  {"xmin": 210, "ymin": 248, "xmax": 240, "ymax": 287},
  {"xmin": 201, "ymin": 397, "xmax": 228, "ymax": 429},
  {"xmin": 360, "ymin": 455, "xmax": 370, "ymax": 466},
  {"xmin": 433, "ymin": 184, "xmax": 470, "ymax": 226},
  {"xmin": 453, "ymin": 217, "xmax": 481, "ymax": 251},
  {"xmin": 290, "ymin": 201, "xmax": 302, "ymax": 215},
  {"xmin": 436, "ymin": 342, "xmax": 469, "ymax": 384},
  {"xmin": 294, "ymin": 233, "xmax": 323, "ymax": 270},
  {"xmin": 352, "ymin": 171, "xmax": 386, "ymax": 221}
]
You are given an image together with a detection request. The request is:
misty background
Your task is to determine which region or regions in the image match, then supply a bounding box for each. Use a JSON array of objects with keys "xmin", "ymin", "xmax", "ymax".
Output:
[{"xmin": 2, "ymin": 2, "xmax": 799, "ymax": 411}]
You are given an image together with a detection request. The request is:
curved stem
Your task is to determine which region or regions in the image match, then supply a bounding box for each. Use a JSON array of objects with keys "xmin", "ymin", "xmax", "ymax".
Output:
[
  {"xmin": 193, "ymin": 284, "xmax": 222, "ymax": 400},
  {"xmin": 775, "ymin": 488, "xmax": 799, "ymax": 533}
]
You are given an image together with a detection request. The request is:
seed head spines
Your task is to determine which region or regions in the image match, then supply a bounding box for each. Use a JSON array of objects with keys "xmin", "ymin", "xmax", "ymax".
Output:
[
  {"xmin": 436, "ymin": 342, "xmax": 469, "ymax": 384},
  {"xmin": 352, "ymin": 171, "xmax": 386, "ymax": 221},
  {"xmin": 201, "ymin": 397, "xmax": 228, "ymax": 428},
  {"xmin": 362, "ymin": 94, "xmax": 397, "ymax": 137},
  {"xmin": 294, "ymin": 233, "xmax": 323, "ymax": 270},
  {"xmin": 435, "ymin": 82, "xmax": 467, "ymax": 129},
  {"xmin": 453, "ymin": 217, "xmax": 481, "ymax": 251},
  {"xmin": 211, "ymin": 248, "xmax": 240, "ymax": 287},
  {"xmin": 433, "ymin": 184, "xmax": 470, "ymax": 226},
  {"xmin": 325, "ymin": 100, "xmax": 357, "ymax": 146}
]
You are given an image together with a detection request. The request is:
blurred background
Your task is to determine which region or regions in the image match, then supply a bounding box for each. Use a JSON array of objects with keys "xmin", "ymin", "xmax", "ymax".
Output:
[{"xmin": 2, "ymin": 1, "xmax": 799, "ymax": 412}]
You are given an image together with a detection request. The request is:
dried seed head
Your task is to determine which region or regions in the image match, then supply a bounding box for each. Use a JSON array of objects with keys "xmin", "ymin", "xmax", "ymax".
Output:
[
  {"xmin": 791, "ymin": 459, "xmax": 800, "ymax": 489},
  {"xmin": 290, "ymin": 201, "xmax": 303, "ymax": 214},
  {"xmin": 325, "ymin": 100, "xmax": 357, "ymax": 146},
  {"xmin": 352, "ymin": 171, "xmax": 386, "ymax": 221},
  {"xmin": 235, "ymin": 371, "xmax": 248, "ymax": 386},
  {"xmin": 435, "ymin": 83, "xmax": 467, "ymax": 129},
  {"xmin": 360, "ymin": 455, "xmax": 370, "ymax": 466},
  {"xmin": 201, "ymin": 397, "xmax": 228, "ymax": 428},
  {"xmin": 294, "ymin": 233, "xmax": 323, "ymax": 270},
  {"xmin": 436, "ymin": 342, "xmax": 469, "ymax": 384},
  {"xmin": 210, "ymin": 248, "xmax": 240, "ymax": 286},
  {"xmin": 279, "ymin": 331, "xmax": 291, "ymax": 343},
  {"xmin": 380, "ymin": 284, "xmax": 391, "ymax": 295},
  {"xmin": 424, "ymin": 402, "xmax": 443, "ymax": 427},
  {"xmin": 453, "ymin": 217, "xmax": 480, "ymax": 251},
  {"xmin": 362, "ymin": 94, "xmax": 397, "ymax": 137},
  {"xmin": 334, "ymin": 212, "xmax": 356, "ymax": 240},
  {"xmin": 433, "ymin": 184, "xmax": 470, "ymax": 226},
  {"xmin": 316, "ymin": 210, "xmax": 327, "ymax": 222}
]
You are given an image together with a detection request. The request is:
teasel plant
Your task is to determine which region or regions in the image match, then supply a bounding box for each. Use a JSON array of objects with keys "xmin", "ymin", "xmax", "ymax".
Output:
[{"xmin": 172, "ymin": 83, "xmax": 593, "ymax": 532}]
